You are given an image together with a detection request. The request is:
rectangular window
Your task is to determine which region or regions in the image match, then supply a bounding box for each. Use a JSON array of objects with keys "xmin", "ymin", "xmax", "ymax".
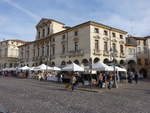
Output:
[
  {"xmin": 120, "ymin": 35, "xmax": 123, "ymax": 39},
  {"xmin": 62, "ymin": 35, "xmax": 65, "ymax": 40},
  {"xmin": 47, "ymin": 45, "xmax": 49, "ymax": 56},
  {"xmin": 62, "ymin": 44, "xmax": 65, "ymax": 54},
  {"xmin": 43, "ymin": 29, "xmax": 45, "ymax": 37},
  {"xmin": 52, "ymin": 46, "xmax": 55, "ymax": 55},
  {"xmin": 42, "ymin": 47, "xmax": 44, "ymax": 56},
  {"xmin": 74, "ymin": 31, "xmax": 78, "ymax": 36},
  {"xmin": 37, "ymin": 47, "xmax": 39, "ymax": 56},
  {"xmin": 94, "ymin": 28, "xmax": 99, "ymax": 33},
  {"xmin": 138, "ymin": 47, "xmax": 141, "ymax": 53},
  {"xmin": 38, "ymin": 32, "xmax": 40, "ymax": 37},
  {"xmin": 112, "ymin": 32, "xmax": 116, "ymax": 37},
  {"xmin": 95, "ymin": 40, "xmax": 99, "ymax": 50},
  {"xmin": 5, "ymin": 48, "xmax": 7, "ymax": 57},
  {"xmin": 120, "ymin": 45, "xmax": 124, "ymax": 53},
  {"xmin": 75, "ymin": 42, "xmax": 78, "ymax": 51},
  {"xmin": 104, "ymin": 42, "xmax": 108, "ymax": 51},
  {"xmin": 47, "ymin": 27, "xmax": 50, "ymax": 35},
  {"xmin": 143, "ymin": 40, "xmax": 146, "ymax": 46},
  {"xmin": 144, "ymin": 47, "xmax": 147, "ymax": 53},
  {"xmin": 33, "ymin": 49, "xmax": 35, "ymax": 57},
  {"xmin": 104, "ymin": 30, "xmax": 108, "ymax": 36},
  {"xmin": 137, "ymin": 40, "xmax": 140, "ymax": 45}
]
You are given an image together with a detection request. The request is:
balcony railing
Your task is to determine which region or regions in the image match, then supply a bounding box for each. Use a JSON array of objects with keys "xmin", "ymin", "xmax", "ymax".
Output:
[
  {"xmin": 93, "ymin": 49, "xmax": 101, "ymax": 55},
  {"xmin": 69, "ymin": 49, "xmax": 84, "ymax": 57},
  {"xmin": 103, "ymin": 50, "xmax": 109, "ymax": 56}
]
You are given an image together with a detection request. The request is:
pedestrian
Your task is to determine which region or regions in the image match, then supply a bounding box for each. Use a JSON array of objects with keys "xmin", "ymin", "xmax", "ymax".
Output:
[
  {"xmin": 98, "ymin": 73, "xmax": 103, "ymax": 88},
  {"xmin": 128, "ymin": 72, "xmax": 134, "ymax": 84},
  {"xmin": 71, "ymin": 75, "xmax": 77, "ymax": 91},
  {"xmin": 108, "ymin": 73, "xmax": 113, "ymax": 89},
  {"xmin": 134, "ymin": 72, "xmax": 139, "ymax": 84}
]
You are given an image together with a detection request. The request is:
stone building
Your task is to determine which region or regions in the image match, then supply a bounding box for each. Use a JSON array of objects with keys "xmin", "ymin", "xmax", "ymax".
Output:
[
  {"xmin": 0, "ymin": 40, "xmax": 27, "ymax": 69},
  {"xmin": 126, "ymin": 36, "xmax": 150, "ymax": 78},
  {"xmin": 19, "ymin": 18, "xmax": 127, "ymax": 67}
]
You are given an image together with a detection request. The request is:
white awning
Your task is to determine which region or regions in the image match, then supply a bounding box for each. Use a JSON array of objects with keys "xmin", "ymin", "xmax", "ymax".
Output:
[
  {"xmin": 33, "ymin": 64, "xmax": 53, "ymax": 71},
  {"xmin": 18, "ymin": 66, "xmax": 30, "ymax": 70},
  {"xmin": 62, "ymin": 63, "xmax": 84, "ymax": 72},
  {"xmin": 85, "ymin": 61, "xmax": 113, "ymax": 71}
]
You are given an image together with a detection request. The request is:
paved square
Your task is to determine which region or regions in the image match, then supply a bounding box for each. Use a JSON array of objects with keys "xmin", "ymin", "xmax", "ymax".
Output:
[{"xmin": 0, "ymin": 77, "xmax": 150, "ymax": 113}]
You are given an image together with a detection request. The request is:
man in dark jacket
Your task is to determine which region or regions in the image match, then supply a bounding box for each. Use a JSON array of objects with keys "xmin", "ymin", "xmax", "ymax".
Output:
[{"xmin": 134, "ymin": 72, "xmax": 139, "ymax": 84}]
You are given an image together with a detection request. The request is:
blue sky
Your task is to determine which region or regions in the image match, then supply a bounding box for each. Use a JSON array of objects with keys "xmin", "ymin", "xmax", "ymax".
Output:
[{"xmin": 0, "ymin": 0, "xmax": 150, "ymax": 41}]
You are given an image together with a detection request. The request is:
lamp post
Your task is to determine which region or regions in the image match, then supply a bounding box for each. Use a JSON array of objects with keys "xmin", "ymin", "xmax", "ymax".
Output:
[
  {"xmin": 89, "ymin": 58, "xmax": 92, "ymax": 88},
  {"xmin": 110, "ymin": 48, "xmax": 118, "ymax": 88}
]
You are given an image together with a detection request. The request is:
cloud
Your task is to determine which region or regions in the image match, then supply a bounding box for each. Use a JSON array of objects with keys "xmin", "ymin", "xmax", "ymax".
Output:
[{"xmin": 1, "ymin": 0, "xmax": 40, "ymax": 21}]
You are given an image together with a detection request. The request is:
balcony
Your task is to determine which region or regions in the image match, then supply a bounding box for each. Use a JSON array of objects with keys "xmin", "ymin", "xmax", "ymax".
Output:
[
  {"xmin": 69, "ymin": 49, "xmax": 84, "ymax": 57},
  {"xmin": 103, "ymin": 50, "xmax": 109, "ymax": 56},
  {"xmin": 60, "ymin": 53, "xmax": 68, "ymax": 58},
  {"xmin": 120, "ymin": 52, "xmax": 126, "ymax": 58},
  {"xmin": 136, "ymin": 51, "xmax": 148, "ymax": 58},
  {"xmin": 93, "ymin": 49, "xmax": 101, "ymax": 55}
]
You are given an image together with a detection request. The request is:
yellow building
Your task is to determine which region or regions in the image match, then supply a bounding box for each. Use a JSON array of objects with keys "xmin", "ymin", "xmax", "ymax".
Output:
[{"xmin": 19, "ymin": 18, "xmax": 127, "ymax": 67}]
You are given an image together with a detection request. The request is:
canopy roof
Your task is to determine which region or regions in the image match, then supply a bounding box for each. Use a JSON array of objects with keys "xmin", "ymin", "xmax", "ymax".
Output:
[
  {"xmin": 114, "ymin": 66, "xmax": 127, "ymax": 72},
  {"xmin": 18, "ymin": 66, "xmax": 30, "ymax": 70},
  {"xmin": 52, "ymin": 66, "xmax": 61, "ymax": 71},
  {"xmin": 85, "ymin": 61, "xmax": 113, "ymax": 71},
  {"xmin": 2, "ymin": 67, "xmax": 16, "ymax": 71},
  {"xmin": 62, "ymin": 63, "xmax": 84, "ymax": 71},
  {"xmin": 33, "ymin": 64, "xmax": 53, "ymax": 71}
]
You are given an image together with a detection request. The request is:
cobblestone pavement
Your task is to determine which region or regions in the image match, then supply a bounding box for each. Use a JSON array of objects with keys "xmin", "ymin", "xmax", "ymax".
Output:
[{"xmin": 0, "ymin": 77, "xmax": 150, "ymax": 113}]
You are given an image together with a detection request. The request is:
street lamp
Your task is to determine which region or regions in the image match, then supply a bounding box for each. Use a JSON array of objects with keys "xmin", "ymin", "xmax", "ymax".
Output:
[
  {"xmin": 110, "ymin": 48, "xmax": 118, "ymax": 88},
  {"xmin": 89, "ymin": 58, "xmax": 92, "ymax": 88}
]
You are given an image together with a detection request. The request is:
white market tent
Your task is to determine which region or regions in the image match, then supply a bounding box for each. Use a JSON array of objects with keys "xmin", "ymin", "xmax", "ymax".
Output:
[
  {"xmin": 18, "ymin": 66, "xmax": 30, "ymax": 71},
  {"xmin": 85, "ymin": 61, "xmax": 113, "ymax": 71},
  {"xmin": 115, "ymin": 66, "xmax": 127, "ymax": 72},
  {"xmin": 33, "ymin": 64, "xmax": 53, "ymax": 71},
  {"xmin": 62, "ymin": 63, "xmax": 84, "ymax": 72},
  {"xmin": 52, "ymin": 66, "xmax": 61, "ymax": 71},
  {"xmin": 2, "ymin": 67, "xmax": 16, "ymax": 71}
]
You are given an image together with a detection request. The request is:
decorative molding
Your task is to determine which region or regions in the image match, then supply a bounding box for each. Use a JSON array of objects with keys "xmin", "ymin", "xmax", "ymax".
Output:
[
  {"xmin": 103, "ymin": 37, "xmax": 109, "ymax": 41},
  {"xmin": 111, "ymin": 39, "xmax": 117, "ymax": 43},
  {"xmin": 93, "ymin": 49, "xmax": 101, "ymax": 55},
  {"xmin": 119, "ymin": 41, "xmax": 125, "ymax": 44},
  {"xmin": 93, "ymin": 36, "xmax": 100, "ymax": 39},
  {"xmin": 73, "ymin": 37, "xmax": 79, "ymax": 42}
]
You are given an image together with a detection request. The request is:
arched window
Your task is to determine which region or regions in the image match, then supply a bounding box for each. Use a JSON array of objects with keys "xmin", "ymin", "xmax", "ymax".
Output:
[
  {"xmin": 94, "ymin": 57, "xmax": 100, "ymax": 63},
  {"xmin": 74, "ymin": 60, "xmax": 80, "ymax": 65},
  {"xmin": 103, "ymin": 58, "xmax": 109, "ymax": 64},
  {"xmin": 82, "ymin": 59, "xmax": 89, "ymax": 66}
]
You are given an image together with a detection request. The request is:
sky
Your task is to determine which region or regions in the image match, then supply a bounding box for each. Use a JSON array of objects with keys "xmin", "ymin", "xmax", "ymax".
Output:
[{"xmin": 0, "ymin": 0, "xmax": 150, "ymax": 41}]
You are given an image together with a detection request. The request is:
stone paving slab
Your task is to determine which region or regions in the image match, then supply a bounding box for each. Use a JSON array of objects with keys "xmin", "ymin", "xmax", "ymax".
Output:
[{"xmin": 0, "ymin": 77, "xmax": 150, "ymax": 113}]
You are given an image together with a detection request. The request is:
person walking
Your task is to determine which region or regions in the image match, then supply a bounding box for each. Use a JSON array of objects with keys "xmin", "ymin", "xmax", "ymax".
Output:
[
  {"xmin": 98, "ymin": 73, "xmax": 103, "ymax": 88},
  {"xmin": 108, "ymin": 73, "xmax": 113, "ymax": 89},
  {"xmin": 71, "ymin": 75, "xmax": 77, "ymax": 91},
  {"xmin": 134, "ymin": 72, "xmax": 139, "ymax": 84}
]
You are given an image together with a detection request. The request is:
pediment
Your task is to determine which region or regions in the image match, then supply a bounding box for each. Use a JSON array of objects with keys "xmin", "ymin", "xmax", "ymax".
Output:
[{"xmin": 36, "ymin": 18, "xmax": 51, "ymax": 28}]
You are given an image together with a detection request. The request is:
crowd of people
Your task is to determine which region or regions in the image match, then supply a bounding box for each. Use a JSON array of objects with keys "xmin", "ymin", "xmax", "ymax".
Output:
[{"xmin": 0, "ymin": 70, "xmax": 143, "ymax": 91}]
